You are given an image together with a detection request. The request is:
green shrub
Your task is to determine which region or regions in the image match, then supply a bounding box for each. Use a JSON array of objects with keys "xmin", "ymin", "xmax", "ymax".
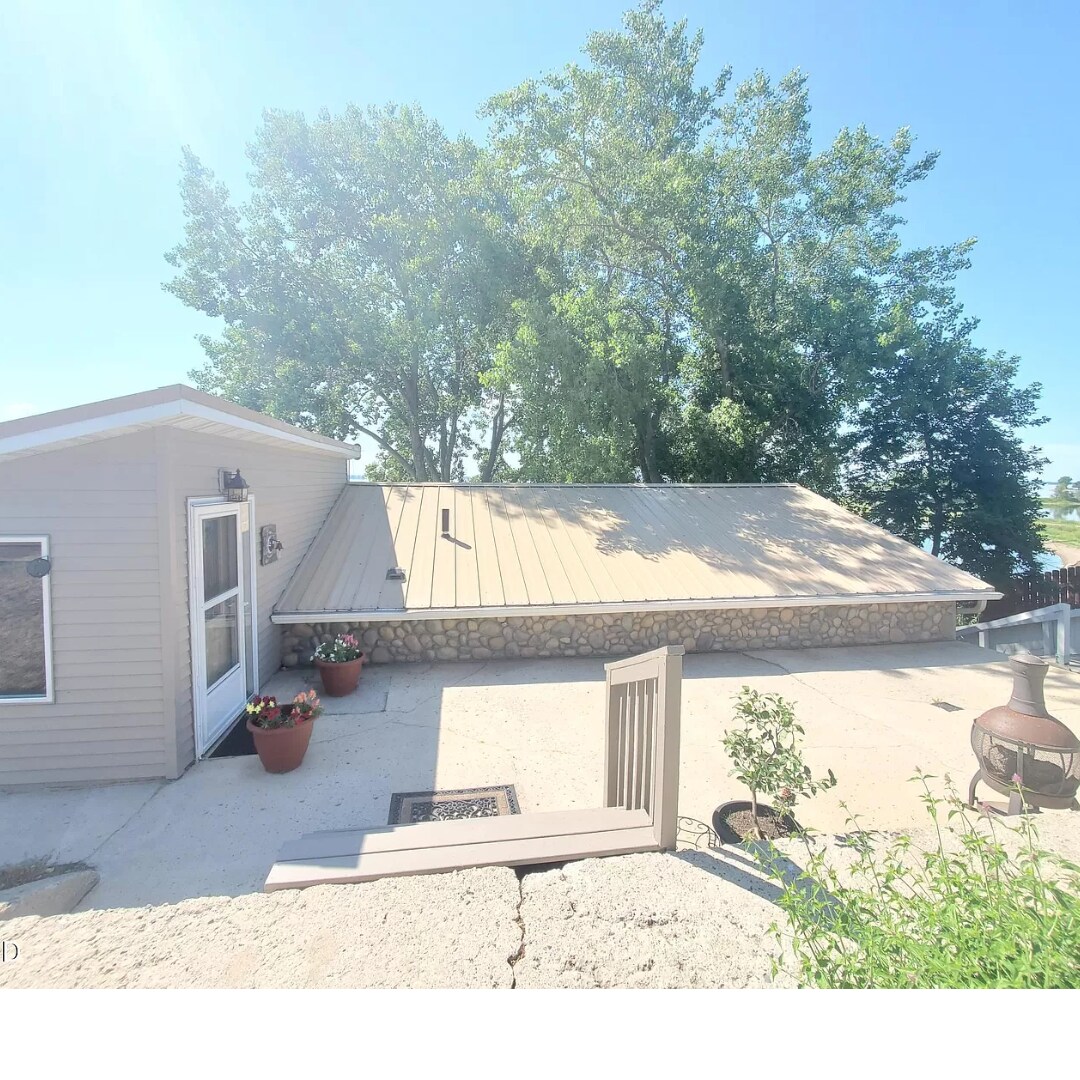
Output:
[
  {"xmin": 722, "ymin": 687, "xmax": 836, "ymax": 839},
  {"xmin": 760, "ymin": 775, "xmax": 1080, "ymax": 988}
]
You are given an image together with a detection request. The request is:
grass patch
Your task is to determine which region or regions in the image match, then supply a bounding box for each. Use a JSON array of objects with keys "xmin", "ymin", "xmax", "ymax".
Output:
[
  {"xmin": 0, "ymin": 858, "xmax": 90, "ymax": 892},
  {"xmin": 1041, "ymin": 497, "xmax": 1080, "ymax": 509},
  {"xmin": 1039, "ymin": 519, "xmax": 1080, "ymax": 545}
]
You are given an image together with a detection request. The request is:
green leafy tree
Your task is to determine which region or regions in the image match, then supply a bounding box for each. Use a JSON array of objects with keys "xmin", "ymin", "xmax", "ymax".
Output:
[
  {"xmin": 161, "ymin": 0, "xmax": 1050, "ymax": 590},
  {"xmin": 485, "ymin": 1, "xmax": 703, "ymax": 481},
  {"xmin": 848, "ymin": 307, "xmax": 1048, "ymax": 588},
  {"xmin": 166, "ymin": 105, "xmax": 531, "ymax": 480},
  {"xmin": 485, "ymin": 1, "xmax": 962, "ymax": 491},
  {"xmin": 1054, "ymin": 476, "xmax": 1075, "ymax": 499},
  {"xmin": 674, "ymin": 69, "xmax": 949, "ymax": 490}
]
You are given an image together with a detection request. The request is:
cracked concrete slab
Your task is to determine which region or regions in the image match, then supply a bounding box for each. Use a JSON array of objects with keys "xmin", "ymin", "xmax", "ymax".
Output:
[
  {"xmin": 0, "ymin": 780, "xmax": 162, "ymax": 867},
  {"xmin": 1, "ymin": 642, "xmax": 1076, "ymax": 913},
  {"xmin": 8, "ymin": 814, "xmax": 1078, "ymax": 988},
  {"xmin": 0, "ymin": 869, "xmax": 99, "ymax": 920},
  {"xmin": 513, "ymin": 850, "xmax": 793, "ymax": 988},
  {"xmin": 269, "ymin": 667, "xmax": 392, "ymax": 715},
  {"xmin": 0, "ymin": 867, "xmax": 520, "ymax": 989}
]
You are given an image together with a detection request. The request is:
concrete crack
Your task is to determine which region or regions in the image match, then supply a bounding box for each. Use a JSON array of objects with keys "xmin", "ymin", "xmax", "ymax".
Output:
[
  {"xmin": 508, "ymin": 873, "xmax": 526, "ymax": 988},
  {"xmin": 84, "ymin": 781, "xmax": 167, "ymax": 863},
  {"xmin": 312, "ymin": 662, "xmax": 493, "ymax": 746},
  {"xmin": 744, "ymin": 650, "xmax": 881, "ymax": 729}
]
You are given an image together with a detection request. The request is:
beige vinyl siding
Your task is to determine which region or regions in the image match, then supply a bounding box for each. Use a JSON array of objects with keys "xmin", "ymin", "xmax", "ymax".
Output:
[
  {"xmin": 0, "ymin": 430, "xmax": 170, "ymax": 785},
  {"xmin": 162, "ymin": 427, "xmax": 346, "ymax": 771}
]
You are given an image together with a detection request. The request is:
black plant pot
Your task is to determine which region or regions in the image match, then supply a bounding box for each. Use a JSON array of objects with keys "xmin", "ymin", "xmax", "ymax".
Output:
[{"xmin": 712, "ymin": 800, "xmax": 802, "ymax": 845}]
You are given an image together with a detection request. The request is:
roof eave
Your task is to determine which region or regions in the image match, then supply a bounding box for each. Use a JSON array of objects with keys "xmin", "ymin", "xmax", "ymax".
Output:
[
  {"xmin": 0, "ymin": 394, "xmax": 358, "ymax": 460},
  {"xmin": 271, "ymin": 589, "xmax": 1001, "ymax": 624}
]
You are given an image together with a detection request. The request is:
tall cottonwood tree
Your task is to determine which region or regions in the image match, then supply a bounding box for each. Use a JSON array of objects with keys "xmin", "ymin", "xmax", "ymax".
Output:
[
  {"xmin": 166, "ymin": 105, "xmax": 529, "ymax": 480},
  {"xmin": 848, "ymin": 307, "xmax": 1047, "ymax": 588},
  {"xmin": 165, "ymin": 0, "xmax": 1048, "ymax": 581},
  {"xmin": 485, "ymin": 1, "xmax": 961, "ymax": 491},
  {"xmin": 484, "ymin": 1, "xmax": 706, "ymax": 481}
]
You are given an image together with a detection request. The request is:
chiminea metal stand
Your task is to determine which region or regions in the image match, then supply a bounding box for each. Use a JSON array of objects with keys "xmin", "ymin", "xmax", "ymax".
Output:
[{"xmin": 967, "ymin": 652, "xmax": 1080, "ymax": 817}]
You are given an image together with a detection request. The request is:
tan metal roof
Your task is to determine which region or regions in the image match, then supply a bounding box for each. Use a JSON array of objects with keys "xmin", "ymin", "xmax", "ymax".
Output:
[
  {"xmin": 0, "ymin": 384, "xmax": 359, "ymax": 462},
  {"xmin": 273, "ymin": 483, "xmax": 997, "ymax": 621}
]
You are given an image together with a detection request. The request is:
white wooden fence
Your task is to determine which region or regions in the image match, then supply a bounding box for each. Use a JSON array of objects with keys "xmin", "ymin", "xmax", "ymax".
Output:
[{"xmin": 603, "ymin": 645, "xmax": 683, "ymax": 849}]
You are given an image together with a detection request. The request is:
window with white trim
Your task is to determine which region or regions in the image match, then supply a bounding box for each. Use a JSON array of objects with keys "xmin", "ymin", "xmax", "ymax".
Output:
[{"xmin": 0, "ymin": 537, "xmax": 52, "ymax": 701}]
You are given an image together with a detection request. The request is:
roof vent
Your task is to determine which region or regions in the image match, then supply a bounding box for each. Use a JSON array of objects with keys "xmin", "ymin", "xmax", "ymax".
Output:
[
  {"xmin": 386, "ymin": 567, "xmax": 406, "ymax": 582},
  {"xmin": 441, "ymin": 508, "xmax": 450, "ymax": 537}
]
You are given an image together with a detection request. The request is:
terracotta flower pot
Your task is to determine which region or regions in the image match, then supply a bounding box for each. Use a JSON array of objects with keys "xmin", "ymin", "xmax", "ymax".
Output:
[
  {"xmin": 247, "ymin": 716, "xmax": 315, "ymax": 773},
  {"xmin": 314, "ymin": 655, "xmax": 364, "ymax": 697}
]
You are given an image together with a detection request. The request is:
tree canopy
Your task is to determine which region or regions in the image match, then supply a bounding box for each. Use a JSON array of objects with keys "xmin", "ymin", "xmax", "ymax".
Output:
[
  {"xmin": 167, "ymin": 104, "xmax": 532, "ymax": 480},
  {"xmin": 165, "ymin": 0, "xmax": 1048, "ymax": 585}
]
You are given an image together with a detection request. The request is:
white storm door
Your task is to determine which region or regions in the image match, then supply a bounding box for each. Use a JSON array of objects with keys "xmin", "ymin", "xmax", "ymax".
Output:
[{"xmin": 191, "ymin": 503, "xmax": 249, "ymax": 755}]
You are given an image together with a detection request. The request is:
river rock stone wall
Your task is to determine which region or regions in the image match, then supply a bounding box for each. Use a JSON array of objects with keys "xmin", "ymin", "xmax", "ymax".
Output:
[{"xmin": 279, "ymin": 602, "xmax": 955, "ymax": 666}]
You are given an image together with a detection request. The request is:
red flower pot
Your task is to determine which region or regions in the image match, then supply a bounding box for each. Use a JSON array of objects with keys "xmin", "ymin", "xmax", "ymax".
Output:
[
  {"xmin": 314, "ymin": 655, "xmax": 364, "ymax": 697},
  {"xmin": 246, "ymin": 716, "xmax": 315, "ymax": 773}
]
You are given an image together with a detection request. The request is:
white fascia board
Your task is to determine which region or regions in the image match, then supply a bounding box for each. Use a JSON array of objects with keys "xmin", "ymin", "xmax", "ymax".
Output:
[
  {"xmin": 271, "ymin": 589, "xmax": 1001, "ymax": 624},
  {"xmin": 0, "ymin": 399, "xmax": 358, "ymax": 459},
  {"xmin": 178, "ymin": 400, "xmax": 358, "ymax": 456}
]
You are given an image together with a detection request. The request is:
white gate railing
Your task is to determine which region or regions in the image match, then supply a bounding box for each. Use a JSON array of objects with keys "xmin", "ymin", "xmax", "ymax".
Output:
[
  {"xmin": 604, "ymin": 645, "xmax": 683, "ymax": 849},
  {"xmin": 956, "ymin": 603, "xmax": 1073, "ymax": 667}
]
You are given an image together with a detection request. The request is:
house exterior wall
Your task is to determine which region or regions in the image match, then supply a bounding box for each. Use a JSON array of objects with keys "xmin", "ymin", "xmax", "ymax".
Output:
[
  {"xmin": 0, "ymin": 430, "xmax": 171, "ymax": 786},
  {"xmin": 280, "ymin": 601, "xmax": 957, "ymax": 666},
  {"xmin": 161, "ymin": 427, "xmax": 347, "ymax": 773},
  {"xmin": 0, "ymin": 426, "xmax": 348, "ymax": 787}
]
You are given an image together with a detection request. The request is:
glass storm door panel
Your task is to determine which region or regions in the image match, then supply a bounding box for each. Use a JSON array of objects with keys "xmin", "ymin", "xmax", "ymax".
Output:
[{"xmin": 191, "ymin": 505, "xmax": 249, "ymax": 755}]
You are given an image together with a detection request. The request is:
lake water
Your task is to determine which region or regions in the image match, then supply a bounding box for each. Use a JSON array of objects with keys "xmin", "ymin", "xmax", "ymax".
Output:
[
  {"xmin": 1043, "ymin": 507, "xmax": 1080, "ymax": 523},
  {"xmin": 1038, "ymin": 505, "xmax": 1080, "ymax": 570}
]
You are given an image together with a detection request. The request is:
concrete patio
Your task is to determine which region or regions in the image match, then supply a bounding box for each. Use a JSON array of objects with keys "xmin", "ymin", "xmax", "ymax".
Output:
[{"xmin": 3, "ymin": 640, "xmax": 1079, "ymax": 913}]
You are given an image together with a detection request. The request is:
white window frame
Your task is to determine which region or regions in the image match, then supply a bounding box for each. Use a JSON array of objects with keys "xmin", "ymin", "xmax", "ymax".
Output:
[{"xmin": 0, "ymin": 534, "xmax": 54, "ymax": 704}]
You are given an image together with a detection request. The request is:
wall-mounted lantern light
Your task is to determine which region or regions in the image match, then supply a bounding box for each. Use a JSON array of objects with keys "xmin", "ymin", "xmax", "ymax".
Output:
[{"xmin": 223, "ymin": 468, "xmax": 249, "ymax": 503}]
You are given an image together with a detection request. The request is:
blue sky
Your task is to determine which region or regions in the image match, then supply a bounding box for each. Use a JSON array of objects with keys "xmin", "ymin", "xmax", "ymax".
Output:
[{"xmin": 1, "ymin": 0, "xmax": 1076, "ymax": 481}]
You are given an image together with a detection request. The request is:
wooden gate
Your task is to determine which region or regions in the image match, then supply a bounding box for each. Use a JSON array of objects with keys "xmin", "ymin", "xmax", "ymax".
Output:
[
  {"xmin": 264, "ymin": 646, "xmax": 685, "ymax": 890},
  {"xmin": 604, "ymin": 645, "xmax": 683, "ymax": 849}
]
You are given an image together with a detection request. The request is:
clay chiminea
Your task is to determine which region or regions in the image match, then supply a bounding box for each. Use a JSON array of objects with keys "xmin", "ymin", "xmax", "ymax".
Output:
[{"xmin": 968, "ymin": 652, "xmax": 1080, "ymax": 814}]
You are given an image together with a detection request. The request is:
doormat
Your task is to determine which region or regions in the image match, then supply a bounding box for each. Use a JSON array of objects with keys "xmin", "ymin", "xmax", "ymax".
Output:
[
  {"xmin": 207, "ymin": 713, "xmax": 256, "ymax": 758},
  {"xmin": 388, "ymin": 785, "xmax": 520, "ymax": 825}
]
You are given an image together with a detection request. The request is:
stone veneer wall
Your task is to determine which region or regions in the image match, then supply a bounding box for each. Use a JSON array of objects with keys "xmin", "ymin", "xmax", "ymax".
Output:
[{"xmin": 280, "ymin": 601, "xmax": 955, "ymax": 666}]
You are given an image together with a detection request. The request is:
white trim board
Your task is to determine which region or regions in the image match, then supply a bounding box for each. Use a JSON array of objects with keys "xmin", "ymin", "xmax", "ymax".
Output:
[
  {"xmin": 271, "ymin": 589, "xmax": 1000, "ymax": 624},
  {"xmin": 0, "ymin": 399, "xmax": 358, "ymax": 460}
]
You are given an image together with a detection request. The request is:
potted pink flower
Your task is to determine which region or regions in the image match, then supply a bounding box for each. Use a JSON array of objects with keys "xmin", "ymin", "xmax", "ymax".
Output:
[
  {"xmin": 245, "ymin": 690, "xmax": 323, "ymax": 773},
  {"xmin": 312, "ymin": 633, "xmax": 365, "ymax": 697}
]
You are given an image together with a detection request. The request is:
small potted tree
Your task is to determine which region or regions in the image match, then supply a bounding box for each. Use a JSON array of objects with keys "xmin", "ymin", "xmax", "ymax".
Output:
[
  {"xmin": 246, "ymin": 690, "xmax": 323, "ymax": 773},
  {"xmin": 715, "ymin": 686, "xmax": 837, "ymax": 843},
  {"xmin": 312, "ymin": 633, "xmax": 365, "ymax": 697}
]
